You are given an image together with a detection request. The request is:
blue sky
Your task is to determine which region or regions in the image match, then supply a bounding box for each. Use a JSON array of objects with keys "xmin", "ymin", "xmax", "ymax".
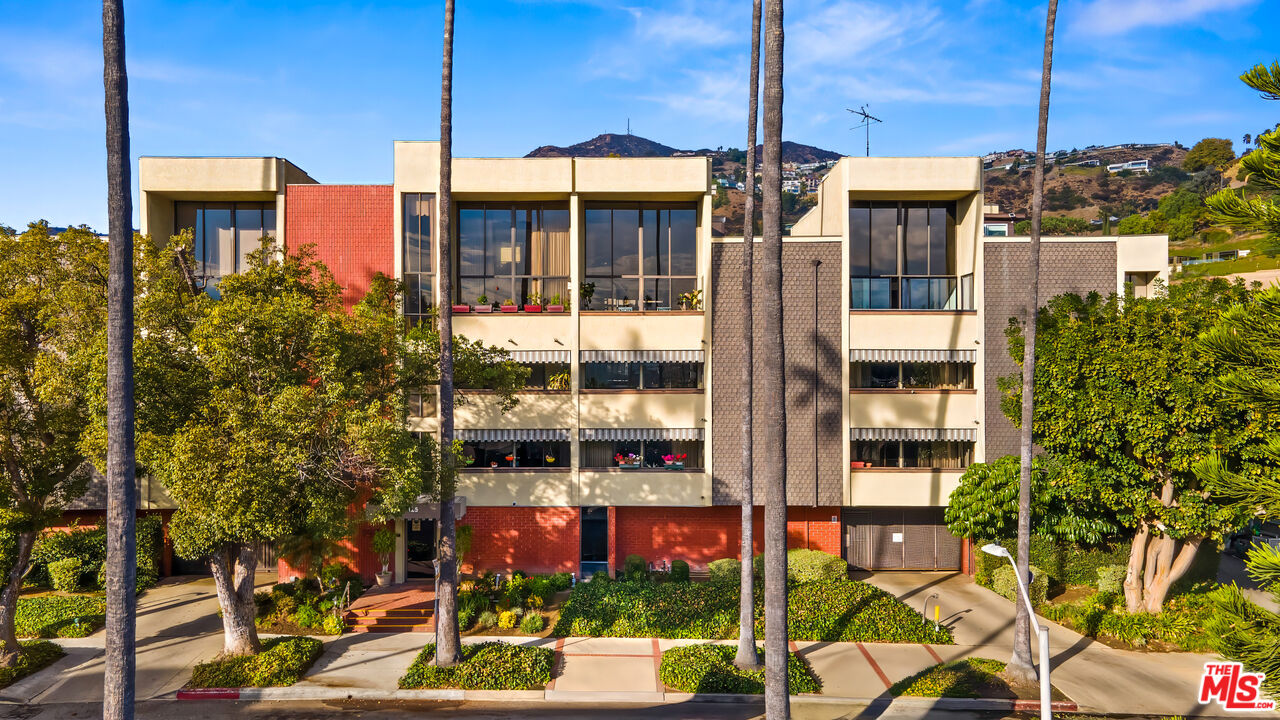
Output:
[{"xmin": 1, "ymin": 0, "xmax": 1276, "ymax": 231}]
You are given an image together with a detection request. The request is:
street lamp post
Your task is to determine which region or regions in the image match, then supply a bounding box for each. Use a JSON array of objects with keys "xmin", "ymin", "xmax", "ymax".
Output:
[{"xmin": 982, "ymin": 543, "xmax": 1051, "ymax": 720}]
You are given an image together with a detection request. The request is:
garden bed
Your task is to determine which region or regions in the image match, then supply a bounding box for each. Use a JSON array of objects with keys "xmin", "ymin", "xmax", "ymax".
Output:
[
  {"xmin": 551, "ymin": 576, "xmax": 953, "ymax": 644},
  {"xmin": 254, "ymin": 578, "xmax": 361, "ymax": 636},
  {"xmin": 0, "ymin": 641, "xmax": 64, "ymax": 688},
  {"xmin": 889, "ymin": 658, "xmax": 1069, "ymax": 701},
  {"xmin": 659, "ymin": 643, "xmax": 820, "ymax": 695},
  {"xmin": 398, "ymin": 641, "xmax": 554, "ymax": 690},
  {"xmin": 187, "ymin": 637, "xmax": 323, "ymax": 689},
  {"xmin": 17, "ymin": 594, "xmax": 106, "ymax": 638},
  {"xmin": 456, "ymin": 572, "xmax": 572, "ymax": 638},
  {"xmin": 1041, "ymin": 588, "xmax": 1214, "ymax": 652}
]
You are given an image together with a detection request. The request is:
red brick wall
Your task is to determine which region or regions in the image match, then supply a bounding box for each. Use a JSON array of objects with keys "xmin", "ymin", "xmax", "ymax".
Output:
[
  {"xmin": 285, "ymin": 185, "xmax": 394, "ymax": 309},
  {"xmin": 461, "ymin": 507, "xmax": 579, "ymax": 575},
  {"xmin": 615, "ymin": 506, "xmax": 841, "ymax": 570}
]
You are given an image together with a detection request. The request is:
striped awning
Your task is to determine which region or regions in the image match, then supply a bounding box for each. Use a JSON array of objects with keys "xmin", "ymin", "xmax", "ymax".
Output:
[
  {"xmin": 849, "ymin": 349, "xmax": 976, "ymax": 363},
  {"xmin": 456, "ymin": 428, "xmax": 571, "ymax": 442},
  {"xmin": 507, "ymin": 350, "xmax": 571, "ymax": 363},
  {"xmin": 581, "ymin": 349, "xmax": 704, "ymax": 363},
  {"xmin": 580, "ymin": 427, "xmax": 704, "ymax": 441},
  {"xmin": 850, "ymin": 427, "xmax": 976, "ymax": 442}
]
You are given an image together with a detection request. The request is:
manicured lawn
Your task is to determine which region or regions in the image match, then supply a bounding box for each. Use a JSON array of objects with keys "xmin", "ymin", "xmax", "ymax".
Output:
[
  {"xmin": 16, "ymin": 595, "xmax": 106, "ymax": 639},
  {"xmin": 398, "ymin": 642, "xmax": 554, "ymax": 690},
  {"xmin": 0, "ymin": 641, "xmax": 64, "ymax": 688},
  {"xmin": 551, "ymin": 577, "xmax": 953, "ymax": 644},
  {"xmin": 187, "ymin": 637, "xmax": 323, "ymax": 689},
  {"xmin": 659, "ymin": 643, "xmax": 820, "ymax": 694}
]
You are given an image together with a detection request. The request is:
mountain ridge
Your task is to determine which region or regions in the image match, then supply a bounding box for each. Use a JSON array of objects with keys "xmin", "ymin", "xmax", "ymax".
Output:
[{"xmin": 525, "ymin": 133, "xmax": 841, "ymax": 164}]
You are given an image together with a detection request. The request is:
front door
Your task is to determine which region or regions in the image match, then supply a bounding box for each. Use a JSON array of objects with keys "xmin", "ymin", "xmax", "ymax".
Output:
[
  {"xmin": 580, "ymin": 507, "xmax": 609, "ymax": 578},
  {"xmin": 405, "ymin": 518, "xmax": 437, "ymax": 579}
]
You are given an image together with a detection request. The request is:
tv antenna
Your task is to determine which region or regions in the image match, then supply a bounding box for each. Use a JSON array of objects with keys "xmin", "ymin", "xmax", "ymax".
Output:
[{"xmin": 847, "ymin": 105, "xmax": 882, "ymax": 157}]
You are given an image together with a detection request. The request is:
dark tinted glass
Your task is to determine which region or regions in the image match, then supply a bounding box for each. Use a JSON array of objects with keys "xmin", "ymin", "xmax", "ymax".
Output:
[
  {"xmin": 869, "ymin": 205, "xmax": 898, "ymax": 276},
  {"xmin": 903, "ymin": 206, "xmax": 929, "ymax": 275},
  {"xmin": 850, "ymin": 204, "xmax": 870, "ymax": 276},
  {"xmin": 669, "ymin": 208, "xmax": 697, "ymax": 275}
]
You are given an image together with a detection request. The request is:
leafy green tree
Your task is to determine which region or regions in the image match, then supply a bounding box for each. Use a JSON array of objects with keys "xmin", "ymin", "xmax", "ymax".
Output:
[
  {"xmin": 1195, "ymin": 287, "xmax": 1280, "ymax": 697},
  {"xmin": 1207, "ymin": 62, "xmax": 1280, "ymax": 255},
  {"xmin": 1012, "ymin": 215, "xmax": 1089, "ymax": 235},
  {"xmin": 1001, "ymin": 280, "xmax": 1273, "ymax": 612},
  {"xmin": 1183, "ymin": 137, "xmax": 1236, "ymax": 175},
  {"xmin": 0, "ymin": 223, "xmax": 103, "ymax": 665}
]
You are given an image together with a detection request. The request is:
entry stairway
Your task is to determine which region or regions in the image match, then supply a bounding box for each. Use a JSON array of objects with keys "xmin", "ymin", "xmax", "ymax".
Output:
[{"xmin": 344, "ymin": 582, "xmax": 435, "ymax": 633}]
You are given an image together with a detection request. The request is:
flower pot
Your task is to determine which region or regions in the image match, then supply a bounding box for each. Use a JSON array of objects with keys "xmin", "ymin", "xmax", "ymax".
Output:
[
  {"xmin": 545, "ymin": 304, "xmax": 565, "ymax": 313},
  {"xmin": 618, "ymin": 463, "xmax": 640, "ymax": 469},
  {"xmin": 523, "ymin": 305, "xmax": 543, "ymax": 313},
  {"xmin": 452, "ymin": 304, "xmax": 471, "ymax": 313},
  {"xmin": 375, "ymin": 571, "xmax": 392, "ymax": 587},
  {"xmin": 500, "ymin": 305, "xmax": 518, "ymax": 313},
  {"xmin": 474, "ymin": 305, "xmax": 493, "ymax": 313},
  {"xmin": 664, "ymin": 462, "xmax": 684, "ymax": 470}
]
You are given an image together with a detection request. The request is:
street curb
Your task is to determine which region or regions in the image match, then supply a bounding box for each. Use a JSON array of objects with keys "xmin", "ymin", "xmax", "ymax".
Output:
[{"xmin": 174, "ymin": 685, "xmax": 1078, "ymax": 711}]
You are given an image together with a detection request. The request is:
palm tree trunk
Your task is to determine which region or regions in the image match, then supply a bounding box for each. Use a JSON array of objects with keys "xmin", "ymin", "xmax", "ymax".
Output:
[
  {"xmin": 1011, "ymin": 0, "xmax": 1057, "ymax": 686},
  {"xmin": 434, "ymin": 0, "xmax": 462, "ymax": 668},
  {"xmin": 102, "ymin": 1, "xmax": 137, "ymax": 717},
  {"xmin": 734, "ymin": 0, "xmax": 763, "ymax": 673},
  {"xmin": 760, "ymin": 1, "xmax": 788, "ymax": 716}
]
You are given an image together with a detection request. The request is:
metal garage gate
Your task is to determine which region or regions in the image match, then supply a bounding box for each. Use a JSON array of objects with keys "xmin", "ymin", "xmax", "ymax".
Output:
[{"xmin": 843, "ymin": 508, "xmax": 960, "ymax": 571}]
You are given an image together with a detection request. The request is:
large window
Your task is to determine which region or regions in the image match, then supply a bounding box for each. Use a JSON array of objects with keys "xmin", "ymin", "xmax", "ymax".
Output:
[
  {"xmin": 174, "ymin": 201, "xmax": 276, "ymax": 291},
  {"xmin": 583, "ymin": 204, "xmax": 697, "ymax": 311},
  {"xmin": 581, "ymin": 440, "xmax": 704, "ymax": 469},
  {"xmin": 461, "ymin": 441, "xmax": 569, "ymax": 469},
  {"xmin": 851, "ymin": 441, "xmax": 972, "ymax": 469},
  {"xmin": 403, "ymin": 193, "xmax": 434, "ymax": 326},
  {"xmin": 581, "ymin": 362, "xmax": 703, "ymax": 390},
  {"xmin": 457, "ymin": 202, "xmax": 570, "ymax": 307},
  {"xmin": 457, "ymin": 361, "xmax": 571, "ymax": 391},
  {"xmin": 850, "ymin": 201, "xmax": 971, "ymax": 310},
  {"xmin": 850, "ymin": 362, "xmax": 973, "ymax": 390}
]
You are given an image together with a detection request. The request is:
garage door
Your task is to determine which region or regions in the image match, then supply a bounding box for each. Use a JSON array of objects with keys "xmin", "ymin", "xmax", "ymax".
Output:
[{"xmin": 843, "ymin": 508, "xmax": 960, "ymax": 571}]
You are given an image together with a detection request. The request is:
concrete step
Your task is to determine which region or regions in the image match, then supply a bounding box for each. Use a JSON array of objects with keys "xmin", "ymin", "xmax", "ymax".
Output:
[
  {"xmin": 345, "ymin": 619, "xmax": 436, "ymax": 633},
  {"xmin": 346, "ymin": 608, "xmax": 435, "ymax": 618}
]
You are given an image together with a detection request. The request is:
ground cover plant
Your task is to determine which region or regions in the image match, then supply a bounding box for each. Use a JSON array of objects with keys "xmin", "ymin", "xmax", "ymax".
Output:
[
  {"xmin": 0, "ymin": 641, "xmax": 63, "ymax": 688},
  {"xmin": 658, "ymin": 643, "xmax": 820, "ymax": 694},
  {"xmin": 254, "ymin": 577, "xmax": 362, "ymax": 636},
  {"xmin": 16, "ymin": 595, "xmax": 106, "ymax": 638},
  {"xmin": 551, "ymin": 570, "xmax": 952, "ymax": 644},
  {"xmin": 889, "ymin": 658, "xmax": 1008, "ymax": 698},
  {"xmin": 454, "ymin": 571, "xmax": 571, "ymax": 636},
  {"xmin": 398, "ymin": 641, "xmax": 554, "ymax": 690},
  {"xmin": 187, "ymin": 637, "xmax": 322, "ymax": 688},
  {"xmin": 1041, "ymin": 587, "xmax": 1214, "ymax": 651}
]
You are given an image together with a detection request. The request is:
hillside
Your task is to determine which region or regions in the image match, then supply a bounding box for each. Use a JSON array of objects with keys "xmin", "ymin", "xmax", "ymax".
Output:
[{"xmin": 525, "ymin": 133, "xmax": 840, "ymax": 165}]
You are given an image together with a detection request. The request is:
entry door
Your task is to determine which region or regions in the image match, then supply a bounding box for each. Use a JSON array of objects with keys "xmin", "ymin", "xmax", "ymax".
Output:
[
  {"xmin": 405, "ymin": 518, "xmax": 437, "ymax": 578},
  {"xmin": 844, "ymin": 510, "xmax": 874, "ymax": 570},
  {"xmin": 580, "ymin": 507, "xmax": 609, "ymax": 577}
]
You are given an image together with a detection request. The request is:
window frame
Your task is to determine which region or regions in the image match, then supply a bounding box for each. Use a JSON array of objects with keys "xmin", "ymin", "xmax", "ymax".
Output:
[
  {"xmin": 455, "ymin": 201, "xmax": 570, "ymax": 307},
  {"xmin": 849, "ymin": 200, "xmax": 966, "ymax": 311},
  {"xmin": 582, "ymin": 203, "xmax": 699, "ymax": 312},
  {"xmin": 403, "ymin": 193, "xmax": 435, "ymax": 326}
]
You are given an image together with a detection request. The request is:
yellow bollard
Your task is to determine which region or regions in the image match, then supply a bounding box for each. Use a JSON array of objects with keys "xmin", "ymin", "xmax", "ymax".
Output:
[{"xmin": 934, "ymin": 604, "xmax": 940, "ymax": 631}]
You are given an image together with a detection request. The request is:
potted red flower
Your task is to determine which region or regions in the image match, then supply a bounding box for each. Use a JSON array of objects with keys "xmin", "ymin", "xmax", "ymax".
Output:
[
  {"xmin": 663, "ymin": 453, "xmax": 687, "ymax": 470},
  {"xmin": 614, "ymin": 452, "xmax": 642, "ymax": 469},
  {"xmin": 452, "ymin": 302, "xmax": 471, "ymax": 313}
]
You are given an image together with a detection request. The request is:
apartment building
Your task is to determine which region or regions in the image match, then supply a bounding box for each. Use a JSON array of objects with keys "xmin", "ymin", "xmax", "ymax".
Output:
[{"xmin": 135, "ymin": 145, "xmax": 1168, "ymax": 582}]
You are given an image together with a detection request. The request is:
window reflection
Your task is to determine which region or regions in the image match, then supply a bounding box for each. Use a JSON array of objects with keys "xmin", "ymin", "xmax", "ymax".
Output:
[
  {"xmin": 583, "ymin": 204, "xmax": 698, "ymax": 311},
  {"xmin": 849, "ymin": 201, "xmax": 964, "ymax": 310},
  {"xmin": 174, "ymin": 201, "xmax": 276, "ymax": 295}
]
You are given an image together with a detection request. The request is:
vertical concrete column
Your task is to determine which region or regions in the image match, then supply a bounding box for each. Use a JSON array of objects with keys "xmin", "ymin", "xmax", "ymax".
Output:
[
  {"xmin": 699, "ymin": 190, "xmax": 714, "ymax": 499},
  {"xmin": 393, "ymin": 518, "xmax": 407, "ymax": 585},
  {"xmin": 569, "ymin": 192, "xmax": 582, "ymax": 506},
  {"xmin": 840, "ymin": 177, "xmax": 852, "ymax": 507}
]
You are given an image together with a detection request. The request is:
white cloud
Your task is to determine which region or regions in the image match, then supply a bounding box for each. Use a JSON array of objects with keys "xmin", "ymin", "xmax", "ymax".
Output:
[
  {"xmin": 642, "ymin": 69, "xmax": 744, "ymax": 121},
  {"xmin": 1072, "ymin": 0, "xmax": 1258, "ymax": 36}
]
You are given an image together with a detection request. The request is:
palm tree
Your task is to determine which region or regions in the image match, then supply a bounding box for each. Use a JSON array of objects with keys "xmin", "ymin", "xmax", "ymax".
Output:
[
  {"xmin": 1011, "ymin": 0, "xmax": 1058, "ymax": 686},
  {"xmin": 759, "ymin": 0, "xmax": 788, "ymax": 716},
  {"xmin": 734, "ymin": 0, "xmax": 763, "ymax": 673},
  {"xmin": 433, "ymin": 0, "xmax": 462, "ymax": 668},
  {"xmin": 102, "ymin": 1, "xmax": 137, "ymax": 717}
]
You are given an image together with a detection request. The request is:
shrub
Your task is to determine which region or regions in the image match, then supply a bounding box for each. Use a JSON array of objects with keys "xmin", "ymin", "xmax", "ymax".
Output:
[
  {"xmin": 16, "ymin": 596, "xmax": 105, "ymax": 638},
  {"xmin": 659, "ymin": 643, "xmax": 820, "ymax": 694},
  {"xmin": 292, "ymin": 605, "xmax": 322, "ymax": 630},
  {"xmin": 321, "ymin": 614, "xmax": 344, "ymax": 636},
  {"xmin": 498, "ymin": 611, "xmax": 517, "ymax": 630},
  {"xmin": 477, "ymin": 610, "xmax": 498, "ymax": 629},
  {"xmin": 187, "ymin": 637, "xmax": 323, "ymax": 688},
  {"xmin": 548, "ymin": 572, "xmax": 572, "ymax": 592},
  {"xmin": 623, "ymin": 554, "xmax": 646, "ymax": 580},
  {"xmin": 889, "ymin": 658, "xmax": 1006, "ymax": 698},
  {"xmin": 771, "ymin": 579, "xmax": 953, "ymax": 644},
  {"xmin": 785, "ymin": 550, "xmax": 844, "ymax": 583},
  {"xmin": 1043, "ymin": 590, "xmax": 1213, "ymax": 651},
  {"xmin": 0, "ymin": 641, "xmax": 63, "ymax": 689},
  {"xmin": 520, "ymin": 612, "xmax": 545, "ymax": 634},
  {"xmin": 48, "ymin": 558, "xmax": 82, "ymax": 593},
  {"xmin": 399, "ymin": 642, "xmax": 554, "ymax": 690},
  {"xmin": 32, "ymin": 516, "xmax": 163, "ymax": 591},
  {"xmin": 590, "ymin": 571, "xmax": 610, "ymax": 583},
  {"xmin": 458, "ymin": 607, "xmax": 476, "ymax": 630},
  {"xmin": 527, "ymin": 577, "xmax": 554, "ymax": 606},
  {"xmin": 1096, "ymin": 565, "xmax": 1126, "ymax": 595},
  {"xmin": 992, "ymin": 564, "xmax": 1048, "ymax": 607},
  {"xmin": 459, "ymin": 590, "xmax": 491, "ymax": 617},
  {"xmin": 670, "ymin": 560, "xmax": 690, "ymax": 583},
  {"xmin": 707, "ymin": 558, "xmax": 741, "ymax": 583}
]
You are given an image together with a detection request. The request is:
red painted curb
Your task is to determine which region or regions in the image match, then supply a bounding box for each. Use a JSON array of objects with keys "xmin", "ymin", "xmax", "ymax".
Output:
[{"xmin": 176, "ymin": 688, "xmax": 241, "ymax": 700}]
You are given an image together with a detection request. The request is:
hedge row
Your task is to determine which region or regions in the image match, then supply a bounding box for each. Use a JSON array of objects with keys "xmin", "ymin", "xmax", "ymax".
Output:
[
  {"xmin": 398, "ymin": 642, "xmax": 554, "ymax": 690},
  {"xmin": 0, "ymin": 641, "xmax": 64, "ymax": 689},
  {"xmin": 16, "ymin": 596, "xmax": 106, "ymax": 638},
  {"xmin": 29, "ymin": 515, "xmax": 163, "ymax": 592},
  {"xmin": 551, "ymin": 576, "xmax": 952, "ymax": 644},
  {"xmin": 889, "ymin": 658, "xmax": 1006, "ymax": 698},
  {"xmin": 658, "ymin": 643, "xmax": 821, "ymax": 695},
  {"xmin": 187, "ymin": 637, "xmax": 323, "ymax": 688}
]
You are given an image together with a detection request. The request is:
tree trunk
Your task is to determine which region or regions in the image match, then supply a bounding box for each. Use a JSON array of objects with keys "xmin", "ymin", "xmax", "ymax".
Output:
[
  {"xmin": 1143, "ymin": 537, "xmax": 1201, "ymax": 613},
  {"xmin": 433, "ymin": 0, "xmax": 462, "ymax": 668},
  {"xmin": 0, "ymin": 531, "xmax": 37, "ymax": 667},
  {"xmin": 209, "ymin": 544, "xmax": 260, "ymax": 656},
  {"xmin": 1009, "ymin": 0, "xmax": 1057, "ymax": 687},
  {"xmin": 102, "ymin": 1, "xmax": 137, "ymax": 717},
  {"xmin": 1123, "ymin": 523, "xmax": 1150, "ymax": 612},
  {"xmin": 760, "ymin": 1, "xmax": 788, "ymax": 717},
  {"xmin": 734, "ymin": 0, "xmax": 763, "ymax": 673}
]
